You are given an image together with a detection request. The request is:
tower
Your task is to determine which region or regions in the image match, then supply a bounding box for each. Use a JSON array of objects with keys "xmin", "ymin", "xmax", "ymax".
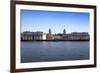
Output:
[
  {"xmin": 49, "ymin": 28, "xmax": 52, "ymax": 35},
  {"xmin": 63, "ymin": 29, "xmax": 66, "ymax": 34}
]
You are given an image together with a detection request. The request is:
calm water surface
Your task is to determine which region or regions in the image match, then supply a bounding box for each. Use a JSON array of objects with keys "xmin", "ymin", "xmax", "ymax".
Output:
[{"xmin": 21, "ymin": 41, "xmax": 89, "ymax": 63}]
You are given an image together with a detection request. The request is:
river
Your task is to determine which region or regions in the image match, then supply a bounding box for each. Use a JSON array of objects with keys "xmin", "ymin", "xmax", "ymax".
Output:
[{"xmin": 21, "ymin": 41, "xmax": 89, "ymax": 63}]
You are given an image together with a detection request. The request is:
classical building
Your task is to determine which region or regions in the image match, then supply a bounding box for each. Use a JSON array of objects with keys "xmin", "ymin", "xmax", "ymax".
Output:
[
  {"xmin": 53, "ymin": 34, "xmax": 62, "ymax": 40},
  {"xmin": 33, "ymin": 32, "xmax": 46, "ymax": 40},
  {"xmin": 21, "ymin": 29, "xmax": 89, "ymax": 41},
  {"xmin": 70, "ymin": 32, "xmax": 89, "ymax": 40},
  {"xmin": 21, "ymin": 31, "xmax": 46, "ymax": 40},
  {"xmin": 62, "ymin": 32, "xmax": 89, "ymax": 40},
  {"xmin": 21, "ymin": 31, "xmax": 33, "ymax": 40}
]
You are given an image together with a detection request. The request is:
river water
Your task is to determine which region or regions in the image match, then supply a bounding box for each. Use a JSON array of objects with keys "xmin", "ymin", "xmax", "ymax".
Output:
[{"xmin": 21, "ymin": 41, "xmax": 89, "ymax": 63}]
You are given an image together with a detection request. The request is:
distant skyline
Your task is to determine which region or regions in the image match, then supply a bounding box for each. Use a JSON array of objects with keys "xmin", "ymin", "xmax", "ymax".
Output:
[{"xmin": 21, "ymin": 9, "xmax": 90, "ymax": 34}]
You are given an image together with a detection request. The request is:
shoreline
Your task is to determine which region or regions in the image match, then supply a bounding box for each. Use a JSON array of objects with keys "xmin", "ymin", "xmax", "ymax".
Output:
[{"xmin": 21, "ymin": 40, "xmax": 89, "ymax": 42}]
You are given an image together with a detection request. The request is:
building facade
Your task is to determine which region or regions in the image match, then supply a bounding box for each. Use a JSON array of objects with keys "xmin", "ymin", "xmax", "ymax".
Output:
[
  {"xmin": 21, "ymin": 31, "xmax": 46, "ymax": 40},
  {"xmin": 62, "ymin": 32, "xmax": 89, "ymax": 40},
  {"xmin": 21, "ymin": 32, "xmax": 33, "ymax": 40},
  {"xmin": 21, "ymin": 30, "xmax": 89, "ymax": 41}
]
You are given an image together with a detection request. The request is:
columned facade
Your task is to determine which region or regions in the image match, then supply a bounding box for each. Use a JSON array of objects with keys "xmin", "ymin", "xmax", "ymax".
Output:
[{"xmin": 21, "ymin": 32, "xmax": 46, "ymax": 40}]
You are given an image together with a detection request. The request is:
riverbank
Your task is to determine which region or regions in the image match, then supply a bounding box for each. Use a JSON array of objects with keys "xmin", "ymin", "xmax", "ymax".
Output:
[{"xmin": 21, "ymin": 39, "xmax": 89, "ymax": 42}]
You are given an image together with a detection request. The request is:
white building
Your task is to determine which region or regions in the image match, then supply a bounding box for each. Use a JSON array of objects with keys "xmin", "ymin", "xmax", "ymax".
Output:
[{"xmin": 21, "ymin": 31, "xmax": 46, "ymax": 40}]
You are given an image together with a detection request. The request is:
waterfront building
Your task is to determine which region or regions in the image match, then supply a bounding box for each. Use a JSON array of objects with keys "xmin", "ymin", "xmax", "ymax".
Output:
[
  {"xmin": 21, "ymin": 31, "xmax": 46, "ymax": 40},
  {"xmin": 53, "ymin": 34, "xmax": 62, "ymax": 40},
  {"xmin": 62, "ymin": 32, "xmax": 89, "ymax": 40},
  {"xmin": 33, "ymin": 32, "xmax": 46, "ymax": 40},
  {"xmin": 62, "ymin": 34, "xmax": 70, "ymax": 40},
  {"xmin": 21, "ymin": 29, "xmax": 89, "ymax": 41},
  {"xmin": 70, "ymin": 32, "xmax": 89, "ymax": 40},
  {"xmin": 46, "ymin": 34, "xmax": 54, "ymax": 40},
  {"xmin": 21, "ymin": 31, "xmax": 33, "ymax": 40}
]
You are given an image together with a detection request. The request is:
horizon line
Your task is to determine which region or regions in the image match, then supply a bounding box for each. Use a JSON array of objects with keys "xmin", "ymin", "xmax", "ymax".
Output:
[{"xmin": 21, "ymin": 31, "xmax": 89, "ymax": 34}]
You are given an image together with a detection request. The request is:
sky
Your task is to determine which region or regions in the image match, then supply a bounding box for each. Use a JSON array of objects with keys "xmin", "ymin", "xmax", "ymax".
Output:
[{"xmin": 21, "ymin": 9, "xmax": 90, "ymax": 34}]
